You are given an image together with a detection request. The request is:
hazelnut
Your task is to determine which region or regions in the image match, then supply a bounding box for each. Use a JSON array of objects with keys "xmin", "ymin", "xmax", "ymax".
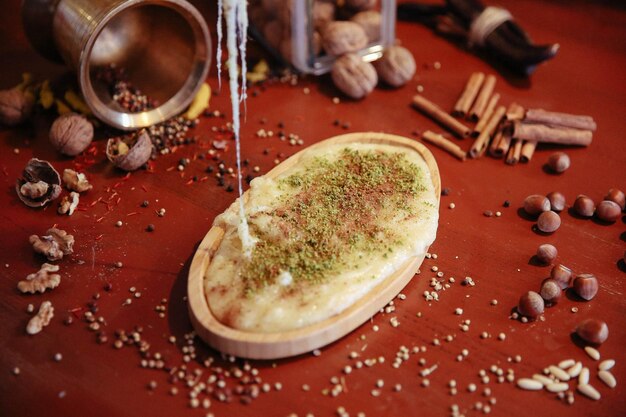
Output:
[
  {"xmin": 331, "ymin": 53, "xmax": 377, "ymax": 99},
  {"xmin": 539, "ymin": 278, "xmax": 562, "ymax": 305},
  {"xmin": 536, "ymin": 210, "xmax": 561, "ymax": 233},
  {"xmin": 518, "ymin": 291, "xmax": 544, "ymax": 319},
  {"xmin": 49, "ymin": 113, "xmax": 93, "ymax": 156},
  {"xmin": 604, "ymin": 188, "xmax": 625, "ymax": 210},
  {"xmin": 15, "ymin": 158, "xmax": 62, "ymax": 207},
  {"xmin": 595, "ymin": 200, "xmax": 621, "ymax": 223},
  {"xmin": 573, "ymin": 273, "xmax": 598, "ymax": 301},
  {"xmin": 547, "ymin": 152, "xmax": 570, "ymax": 173},
  {"xmin": 106, "ymin": 129, "xmax": 153, "ymax": 171},
  {"xmin": 523, "ymin": 194, "xmax": 550, "ymax": 216},
  {"xmin": 550, "ymin": 264, "xmax": 573, "ymax": 289},
  {"xmin": 352, "ymin": 10, "xmax": 381, "ymax": 42},
  {"xmin": 536, "ymin": 243, "xmax": 557, "ymax": 264},
  {"xmin": 374, "ymin": 46, "xmax": 416, "ymax": 88},
  {"xmin": 322, "ymin": 21, "xmax": 368, "ymax": 56},
  {"xmin": 0, "ymin": 88, "xmax": 34, "ymax": 126},
  {"xmin": 575, "ymin": 319, "xmax": 609, "ymax": 345},
  {"xmin": 546, "ymin": 191, "xmax": 566, "ymax": 212},
  {"xmin": 573, "ymin": 195, "xmax": 595, "ymax": 217}
]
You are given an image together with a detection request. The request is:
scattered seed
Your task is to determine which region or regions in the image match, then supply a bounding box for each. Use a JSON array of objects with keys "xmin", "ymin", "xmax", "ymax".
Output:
[
  {"xmin": 584, "ymin": 346, "xmax": 601, "ymax": 361},
  {"xmin": 517, "ymin": 378, "xmax": 543, "ymax": 390},
  {"xmin": 115, "ymin": 220, "xmax": 123, "ymax": 227},
  {"xmin": 54, "ymin": 353, "xmax": 63, "ymax": 362},
  {"xmin": 577, "ymin": 383, "xmax": 601, "ymax": 400},
  {"xmin": 546, "ymin": 382, "xmax": 569, "ymax": 393},
  {"xmin": 567, "ymin": 362, "xmax": 583, "ymax": 378},
  {"xmin": 449, "ymin": 203, "xmax": 456, "ymax": 209},
  {"xmin": 532, "ymin": 374, "xmax": 554, "ymax": 386},
  {"xmin": 146, "ymin": 224, "xmax": 155, "ymax": 232},
  {"xmin": 558, "ymin": 359, "xmax": 576, "ymax": 369},
  {"xmin": 549, "ymin": 365, "xmax": 570, "ymax": 381},
  {"xmin": 12, "ymin": 367, "xmax": 20, "ymax": 376},
  {"xmin": 598, "ymin": 370, "xmax": 616, "ymax": 388},
  {"xmin": 598, "ymin": 359, "xmax": 615, "ymax": 371},
  {"xmin": 579, "ymin": 368, "xmax": 590, "ymax": 385}
]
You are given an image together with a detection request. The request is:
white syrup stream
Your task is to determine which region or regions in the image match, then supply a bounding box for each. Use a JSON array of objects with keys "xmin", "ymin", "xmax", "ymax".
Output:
[{"xmin": 219, "ymin": 0, "xmax": 254, "ymax": 257}]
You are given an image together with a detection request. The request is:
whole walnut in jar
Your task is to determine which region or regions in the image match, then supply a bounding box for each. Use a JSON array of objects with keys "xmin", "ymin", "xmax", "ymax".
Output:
[
  {"xmin": 331, "ymin": 53, "xmax": 378, "ymax": 99},
  {"xmin": 374, "ymin": 46, "xmax": 416, "ymax": 88},
  {"xmin": 322, "ymin": 21, "xmax": 368, "ymax": 56},
  {"xmin": 49, "ymin": 113, "xmax": 93, "ymax": 156},
  {"xmin": 313, "ymin": 0, "xmax": 336, "ymax": 30},
  {"xmin": 351, "ymin": 10, "xmax": 381, "ymax": 43}
]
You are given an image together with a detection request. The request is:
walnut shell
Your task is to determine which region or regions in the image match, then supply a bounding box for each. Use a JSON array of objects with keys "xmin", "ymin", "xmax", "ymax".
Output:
[
  {"xmin": 49, "ymin": 113, "xmax": 93, "ymax": 156},
  {"xmin": 322, "ymin": 21, "xmax": 368, "ymax": 56},
  {"xmin": 352, "ymin": 10, "xmax": 381, "ymax": 42},
  {"xmin": 331, "ymin": 53, "xmax": 378, "ymax": 99},
  {"xmin": 106, "ymin": 129, "xmax": 153, "ymax": 171},
  {"xmin": 374, "ymin": 46, "xmax": 416, "ymax": 88},
  {"xmin": 0, "ymin": 88, "xmax": 34, "ymax": 126},
  {"xmin": 15, "ymin": 158, "xmax": 62, "ymax": 207}
]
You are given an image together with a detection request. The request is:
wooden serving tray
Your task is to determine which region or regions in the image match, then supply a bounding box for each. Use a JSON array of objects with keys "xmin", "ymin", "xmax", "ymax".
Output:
[{"xmin": 187, "ymin": 132, "xmax": 441, "ymax": 359}]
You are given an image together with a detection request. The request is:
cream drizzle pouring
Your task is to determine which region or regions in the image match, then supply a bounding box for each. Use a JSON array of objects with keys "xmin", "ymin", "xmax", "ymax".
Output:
[{"xmin": 217, "ymin": 0, "xmax": 254, "ymax": 257}]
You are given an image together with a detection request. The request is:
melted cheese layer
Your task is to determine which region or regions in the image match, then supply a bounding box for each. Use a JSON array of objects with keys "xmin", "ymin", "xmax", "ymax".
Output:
[{"xmin": 204, "ymin": 143, "xmax": 438, "ymax": 333}]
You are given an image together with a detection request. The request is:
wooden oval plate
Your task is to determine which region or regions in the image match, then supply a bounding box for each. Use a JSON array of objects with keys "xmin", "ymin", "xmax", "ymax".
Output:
[{"xmin": 188, "ymin": 132, "xmax": 440, "ymax": 359}]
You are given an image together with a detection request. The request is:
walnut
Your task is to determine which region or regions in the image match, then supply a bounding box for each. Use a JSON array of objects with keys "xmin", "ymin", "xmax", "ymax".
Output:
[
  {"xmin": 49, "ymin": 113, "xmax": 94, "ymax": 156},
  {"xmin": 352, "ymin": 10, "xmax": 381, "ymax": 42},
  {"xmin": 58, "ymin": 192, "xmax": 79, "ymax": 216},
  {"xmin": 0, "ymin": 88, "xmax": 34, "ymax": 126},
  {"xmin": 62, "ymin": 169, "xmax": 92, "ymax": 193},
  {"xmin": 346, "ymin": 0, "xmax": 378, "ymax": 11},
  {"xmin": 374, "ymin": 46, "xmax": 416, "ymax": 87},
  {"xmin": 331, "ymin": 53, "xmax": 378, "ymax": 99},
  {"xmin": 15, "ymin": 158, "xmax": 62, "ymax": 208},
  {"xmin": 29, "ymin": 228, "xmax": 75, "ymax": 261},
  {"xmin": 26, "ymin": 301, "xmax": 54, "ymax": 335},
  {"xmin": 106, "ymin": 129, "xmax": 153, "ymax": 171},
  {"xmin": 18, "ymin": 263, "xmax": 61, "ymax": 294},
  {"xmin": 313, "ymin": 0, "xmax": 336, "ymax": 30},
  {"xmin": 322, "ymin": 21, "xmax": 368, "ymax": 56}
]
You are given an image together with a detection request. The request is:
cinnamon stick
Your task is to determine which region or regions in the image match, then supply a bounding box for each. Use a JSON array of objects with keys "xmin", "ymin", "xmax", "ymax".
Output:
[
  {"xmin": 422, "ymin": 131, "xmax": 467, "ymax": 161},
  {"xmin": 453, "ymin": 72, "xmax": 485, "ymax": 117},
  {"xmin": 524, "ymin": 109, "xmax": 597, "ymax": 131},
  {"xmin": 488, "ymin": 129, "xmax": 504, "ymax": 158},
  {"xmin": 506, "ymin": 102, "xmax": 525, "ymax": 121},
  {"xmin": 495, "ymin": 127, "xmax": 513, "ymax": 158},
  {"xmin": 520, "ymin": 141, "xmax": 537, "ymax": 163},
  {"xmin": 506, "ymin": 139, "xmax": 522, "ymax": 165},
  {"xmin": 473, "ymin": 93, "xmax": 500, "ymax": 137},
  {"xmin": 413, "ymin": 95, "xmax": 471, "ymax": 138},
  {"xmin": 513, "ymin": 122, "xmax": 593, "ymax": 146},
  {"xmin": 469, "ymin": 75, "xmax": 496, "ymax": 121},
  {"xmin": 469, "ymin": 105, "xmax": 506, "ymax": 158}
]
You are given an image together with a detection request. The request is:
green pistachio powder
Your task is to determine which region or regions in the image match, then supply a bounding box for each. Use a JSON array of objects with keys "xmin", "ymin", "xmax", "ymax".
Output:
[{"xmin": 242, "ymin": 148, "xmax": 431, "ymax": 295}]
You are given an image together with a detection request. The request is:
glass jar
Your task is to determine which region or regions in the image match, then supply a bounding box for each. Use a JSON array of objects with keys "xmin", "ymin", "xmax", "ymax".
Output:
[{"xmin": 249, "ymin": 0, "xmax": 397, "ymax": 75}]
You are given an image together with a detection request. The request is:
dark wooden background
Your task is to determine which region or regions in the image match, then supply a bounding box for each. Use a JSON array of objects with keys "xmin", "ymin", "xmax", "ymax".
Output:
[{"xmin": 1, "ymin": 1, "xmax": 624, "ymax": 416}]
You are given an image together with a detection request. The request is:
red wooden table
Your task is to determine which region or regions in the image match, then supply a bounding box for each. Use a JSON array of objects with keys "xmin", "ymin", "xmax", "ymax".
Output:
[{"xmin": 1, "ymin": 1, "xmax": 625, "ymax": 416}]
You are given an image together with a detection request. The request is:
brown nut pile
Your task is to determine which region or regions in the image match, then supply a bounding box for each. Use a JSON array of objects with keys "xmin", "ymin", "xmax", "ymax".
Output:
[
  {"xmin": 49, "ymin": 113, "xmax": 94, "ymax": 156},
  {"xmin": 250, "ymin": 0, "xmax": 415, "ymax": 98},
  {"xmin": 15, "ymin": 159, "xmax": 62, "ymax": 208}
]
